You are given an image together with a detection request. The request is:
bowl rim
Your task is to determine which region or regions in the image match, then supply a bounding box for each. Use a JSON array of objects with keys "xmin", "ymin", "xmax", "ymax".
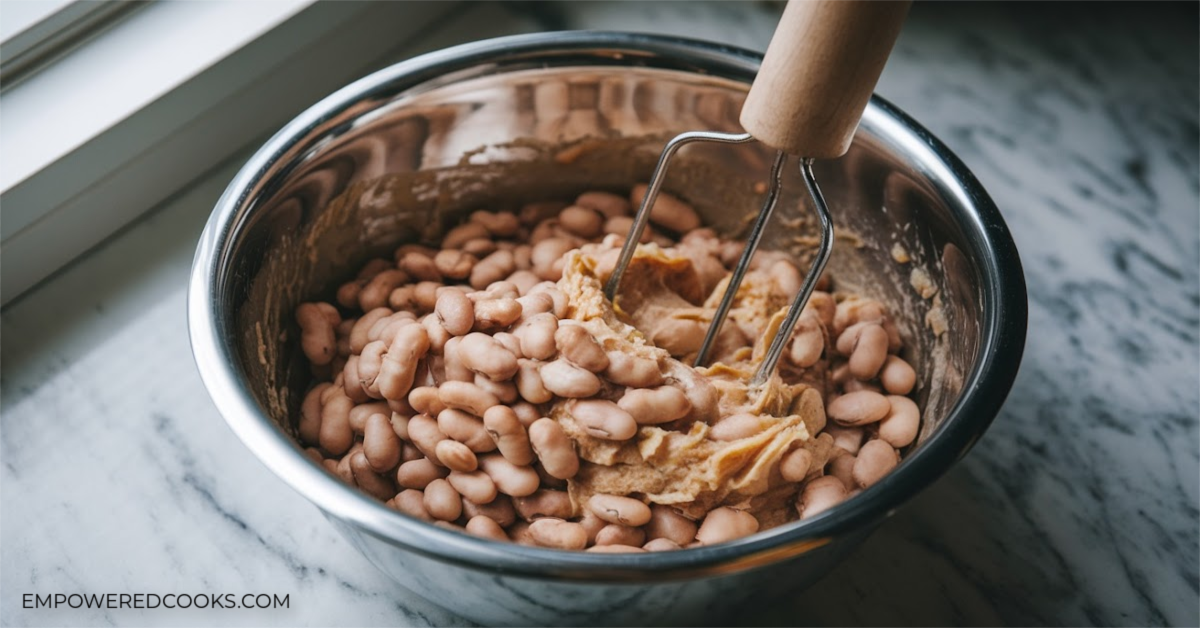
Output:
[{"xmin": 188, "ymin": 30, "xmax": 1027, "ymax": 581}]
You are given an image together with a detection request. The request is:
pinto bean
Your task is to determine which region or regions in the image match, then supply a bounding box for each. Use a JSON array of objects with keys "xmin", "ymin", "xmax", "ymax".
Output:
[
  {"xmin": 630, "ymin": 184, "xmax": 700, "ymax": 232},
  {"xmin": 407, "ymin": 386, "xmax": 446, "ymax": 416},
  {"xmin": 779, "ymin": 447, "xmax": 815, "ymax": 483},
  {"xmin": 827, "ymin": 391, "xmax": 891, "ymax": 426},
  {"xmin": 650, "ymin": 318, "xmax": 706, "ymax": 357},
  {"xmin": 336, "ymin": 354, "xmax": 365, "ymax": 399},
  {"xmin": 514, "ymin": 489, "xmax": 573, "ymax": 521},
  {"xmin": 709, "ymin": 413, "xmax": 770, "ymax": 441},
  {"xmin": 848, "ymin": 323, "xmax": 889, "ymax": 380},
  {"xmin": 438, "ymin": 381, "xmax": 500, "ymax": 417},
  {"xmin": 299, "ymin": 383, "xmax": 330, "ymax": 446},
  {"xmin": 492, "ymin": 332, "xmax": 524, "ymax": 358},
  {"xmin": 602, "ymin": 215, "xmax": 652, "ymax": 243},
  {"xmin": 575, "ymin": 191, "xmax": 631, "ymax": 218},
  {"xmin": 880, "ymin": 355, "xmax": 917, "ymax": 395},
  {"xmin": 473, "ymin": 297, "xmax": 523, "ymax": 331},
  {"xmin": 514, "ymin": 359, "xmax": 553, "ymax": 404},
  {"xmin": 531, "ymin": 237, "xmax": 574, "ymax": 281},
  {"xmin": 834, "ymin": 299, "xmax": 887, "ymax": 336},
  {"xmin": 436, "ymin": 408, "xmax": 496, "ymax": 453},
  {"xmin": 642, "ymin": 538, "xmax": 683, "ymax": 552},
  {"xmin": 588, "ymin": 494, "xmax": 652, "ymax": 526},
  {"xmin": 398, "ymin": 252, "xmax": 442, "ymax": 283},
  {"xmin": 539, "ymin": 359, "xmax": 602, "ymax": 398},
  {"xmin": 435, "ymin": 289, "xmax": 474, "ymax": 336},
  {"xmin": 558, "ymin": 205, "xmax": 604, "ymax": 238},
  {"xmin": 528, "ymin": 418, "xmax": 579, "ymax": 480},
  {"xmin": 350, "ymin": 452, "xmax": 395, "ymax": 500},
  {"xmin": 297, "ymin": 302, "xmax": 338, "ymax": 365},
  {"xmin": 587, "ymin": 544, "xmax": 647, "ymax": 553},
  {"xmin": 473, "ymin": 372, "xmax": 518, "ymax": 404},
  {"xmin": 823, "ymin": 423, "xmax": 864, "ymax": 455},
  {"xmin": 469, "ymin": 210, "xmax": 520, "ymax": 237},
  {"xmin": 441, "ymin": 337, "xmax": 472, "ymax": 383},
  {"xmin": 448, "ymin": 470, "xmax": 497, "ymax": 504},
  {"xmin": 436, "ymin": 439, "xmax": 479, "ymax": 472},
  {"xmin": 595, "ymin": 524, "xmax": 646, "ymax": 547},
  {"xmin": 617, "ymin": 386, "xmax": 691, "ymax": 425},
  {"xmin": 387, "ymin": 285, "xmax": 417, "ymax": 311},
  {"xmin": 420, "ymin": 315, "xmax": 452, "ymax": 355},
  {"xmin": 514, "ymin": 293, "xmax": 554, "ymax": 322},
  {"xmin": 510, "ymin": 402, "xmax": 541, "ymax": 427},
  {"xmin": 389, "ymin": 411, "xmax": 410, "ymax": 441},
  {"xmin": 827, "ymin": 452, "xmax": 857, "ymax": 488},
  {"xmin": 798, "ymin": 475, "xmax": 847, "ymax": 519},
  {"xmin": 451, "ymin": 331, "xmax": 518, "ymax": 381},
  {"xmin": 461, "ymin": 238, "xmax": 497, "ymax": 258},
  {"xmin": 407, "ymin": 413, "xmax": 447, "ymax": 461},
  {"xmin": 507, "ymin": 269, "xmax": 540, "ymax": 294},
  {"xmin": 480, "ymin": 405, "xmax": 534, "ymax": 466},
  {"xmin": 528, "ymin": 283, "xmax": 568, "ymax": 318},
  {"xmin": 337, "ymin": 280, "xmax": 365, "ymax": 310},
  {"xmin": 360, "ymin": 270, "xmax": 409, "ymax": 312},
  {"xmin": 391, "ymin": 489, "xmax": 434, "ymax": 521},
  {"xmin": 568, "ymin": 399, "xmax": 638, "ymax": 441},
  {"xmin": 442, "ymin": 222, "xmax": 489, "ymax": 249},
  {"xmin": 695, "ymin": 507, "xmax": 758, "ymax": 545},
  {"xmin": 669, "ymin": 367, "xmax": 719, "ymax": 423},
  {"xmin": 462, "ymin": 494, "xmax": 516, "ymax": 527},
  {"xmin": 853, "ymin": 440, "xmax": 899, "ymax": 488},
  {"xmin": 554, "ymin": 325, "xmax": 609, "ymax": 372},
  {"xmin": 878, "ymin": 395, "xmax": 920, "ymax": 448},
  {"xmin": 465, "ymin": 515, "xmax": 509, "ymax": 542},
  {"xmin": 433, "ymin": 249, "xmax": 476, "ymax": 280},
  {"xmin": 363, "ymin": 412, "xmax": 402, "ymax": 472},
  {"xmin": 423, "ymin": 478, "xmax": 462, "ymax": 521},
  {"xmin": 395, "ymin": 458, "xmax": 449, "ymax": 490},
  {"xmin": 376, "ymin": 324, "xmax": 430, "ymax": 402},
  {"xmin": 644, "ymin": 505, "xmax": 697, "ymax": 546},
  {"xmin": 528, "ymin": 518, "xmax": 587, "ymax": 550},
  {"xmin": 335, "ymin": 449, "xmax": 356, "ymax": 485},
  {"xmin": 789, "ymin": 312, "xmax": 825, "ymax": 368},
  {"xmin": 603, "ymin": 352, "xmax": 664, "ymax": 388},
  {"xmin": 513, "ymin": 312, "xmax": 558, "ymax": 360},
  {"xmin": 470, "ymin": 250, "xmax": 517, "ymax": 290},
  {"xmin": 478, "ymin": 454, "xmax": 540, "ymax": 497},
  {"xmin": 768, "ymin": 259, "xmax": 803, "ymax": 297},
  {"xmin": 319, "ymin": 389, "xmax": 354, "ymax": 455}
]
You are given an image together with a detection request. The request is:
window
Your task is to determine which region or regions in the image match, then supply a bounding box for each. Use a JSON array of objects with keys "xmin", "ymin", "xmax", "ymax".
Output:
[
  {"xmin": 1, "ymin": 0, "xmax": 147, "ymax": 86},
  {"xmin": 0, "ymin": 1, "xmax": 459, "ymax": 304}
]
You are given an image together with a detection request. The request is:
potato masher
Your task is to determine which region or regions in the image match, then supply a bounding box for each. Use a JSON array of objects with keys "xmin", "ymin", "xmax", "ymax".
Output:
[{"xmin": 604, "ymin": 0, "xmax": 911, "ymax": 385}]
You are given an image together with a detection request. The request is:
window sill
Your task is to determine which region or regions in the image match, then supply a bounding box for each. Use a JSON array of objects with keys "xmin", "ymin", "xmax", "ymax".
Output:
[{"xmin": 0, "ymin": 0, "xmax": 458, "ymax": 304}]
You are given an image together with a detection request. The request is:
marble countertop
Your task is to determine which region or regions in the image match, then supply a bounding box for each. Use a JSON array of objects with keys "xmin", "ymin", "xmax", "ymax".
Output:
[{"xmin": 3, "ymin": 2, "xmax": 1196, "ymax": 626}]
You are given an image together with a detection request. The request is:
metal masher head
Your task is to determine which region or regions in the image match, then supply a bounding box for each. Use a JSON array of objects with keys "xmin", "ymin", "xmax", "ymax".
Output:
[
  {"xmin": 602, "ymin": 0, "xmax": 911, "ymax": 386},
  {"xmin": 602, "ymin": 135, "xmax": 833, "ymax": 387}
]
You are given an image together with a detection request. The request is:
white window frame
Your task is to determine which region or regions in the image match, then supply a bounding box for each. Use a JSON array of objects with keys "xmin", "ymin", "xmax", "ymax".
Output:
[
  {"xmin": 0, "ymin": 0, "xmax": 460, "ymax": 305},
  {"xmin": 1, "ymin": 0, "xmax": 147, "ymax": 85}
]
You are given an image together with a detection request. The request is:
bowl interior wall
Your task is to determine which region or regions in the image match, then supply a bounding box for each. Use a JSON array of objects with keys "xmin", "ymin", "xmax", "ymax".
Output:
[{"xmin": 222, "ymin": 66, "xmax": 981, "ymax": 457}]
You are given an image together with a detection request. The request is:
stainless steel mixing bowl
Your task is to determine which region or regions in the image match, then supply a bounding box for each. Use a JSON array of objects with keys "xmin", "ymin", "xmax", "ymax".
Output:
[{"xmin": 188, "ymin": 32, "xmax": 1026, "ymax": 626}]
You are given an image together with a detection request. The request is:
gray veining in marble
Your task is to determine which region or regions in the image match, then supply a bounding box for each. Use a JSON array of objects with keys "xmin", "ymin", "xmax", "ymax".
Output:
[{"xmin": 2, "ymin": 2, "xmax": 1196, "ymax": 626}]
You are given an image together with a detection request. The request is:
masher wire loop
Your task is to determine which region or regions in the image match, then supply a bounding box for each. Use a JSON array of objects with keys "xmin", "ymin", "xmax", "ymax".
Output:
[
  {"xmin": 603, "ymin": 133, "xmax": 834, "ymax": 385},
  {"xmin": 751, "ymin": 157, "xmax": 833, "ymax": 386},
  {"xmin": 601, "ymin": 131, "xmax": 754, "ymax": 302},
  {"xmin": 692, "ymin": 149, "xmax": 788, "ymax": 367}
]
